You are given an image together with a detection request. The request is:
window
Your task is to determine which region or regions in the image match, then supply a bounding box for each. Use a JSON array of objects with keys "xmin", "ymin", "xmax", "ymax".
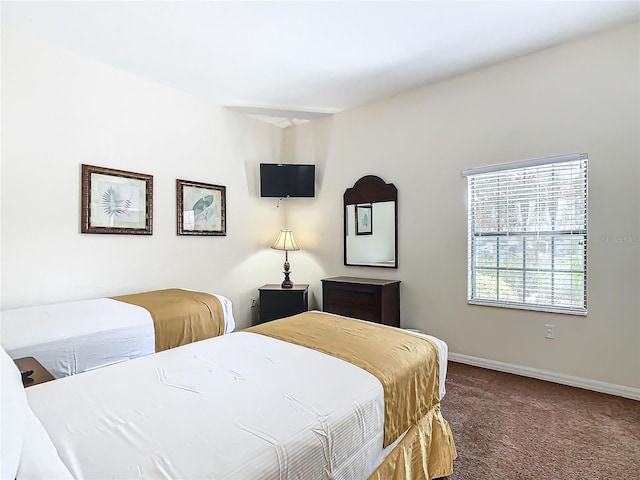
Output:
[{"xmin": 462, "ymin": 153, "xmax": 588, "ymax": 315}]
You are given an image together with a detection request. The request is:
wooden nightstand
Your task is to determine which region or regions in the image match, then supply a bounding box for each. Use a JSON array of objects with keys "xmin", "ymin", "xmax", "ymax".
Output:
[
  {"xmin": 14, "ymin": 357, "xmax": 55, "ymax": 387},
  {"xmin": 258, "ymin": 284, "xmax": 309, "ymax": 324}
]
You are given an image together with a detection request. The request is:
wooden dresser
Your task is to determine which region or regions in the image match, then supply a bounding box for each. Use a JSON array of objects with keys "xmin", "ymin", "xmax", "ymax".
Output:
[{"xmin": 321, "ymin": 276, "xmax": 400, "ymax": 327}]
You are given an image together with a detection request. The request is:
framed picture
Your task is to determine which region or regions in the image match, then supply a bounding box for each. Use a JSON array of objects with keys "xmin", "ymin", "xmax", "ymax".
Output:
[
  {"xmin": 177, "ymin": 179, "xmax": 226, "ymax": 236},
  {"xmin": 355, "ymin": 204, "xmax": 373, "ymax": 235},
  {"xmin": 81, "ymin": 164, "xmax": 153, "ymax": 235}
]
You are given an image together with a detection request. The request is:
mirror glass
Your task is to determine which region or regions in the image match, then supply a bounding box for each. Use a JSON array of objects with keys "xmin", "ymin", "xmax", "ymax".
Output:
[{"xmin": 344, "ymin": 176, "xmax": 398, "ymax": 268}]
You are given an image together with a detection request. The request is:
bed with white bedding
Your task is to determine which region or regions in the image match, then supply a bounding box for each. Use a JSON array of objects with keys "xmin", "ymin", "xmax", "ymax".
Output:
[
  {"xmin": 0, "ymin": 289, "xmax": 235, "ymax": 378},
  {"xmin": 0, "ymin": 311, "xmax": 456, "ymax": 480}
]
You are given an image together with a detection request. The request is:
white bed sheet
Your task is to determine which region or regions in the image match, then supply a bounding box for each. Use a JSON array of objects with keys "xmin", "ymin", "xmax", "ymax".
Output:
[
  {"xmin": 0, "ymin": 291, "xmax": 235, "ymax": 379},
  {"xmin": 26, "ymin": 332, "xmax": 392, "ymax": 480}
]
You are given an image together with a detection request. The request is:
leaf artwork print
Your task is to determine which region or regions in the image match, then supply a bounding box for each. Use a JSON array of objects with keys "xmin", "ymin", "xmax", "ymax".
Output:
[
  {"xmin": 101, "ymin": 185, "xmax": 133, "ymax": 218},
  {"xmin": 193, "ymin": 195, "xmax": 215, "ymax": 222}
]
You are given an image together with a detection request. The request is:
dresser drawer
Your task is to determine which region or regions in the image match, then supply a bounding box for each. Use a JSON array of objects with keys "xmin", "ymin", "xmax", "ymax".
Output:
[
  {"xmin": 321, "ymin": 277, "xmax": 400, "ymax": 327},
  {"xmin": 324, "ymin": 301, "xmax": 382, "ymax": 323},
  {"xmin": 323, "ymin": 295, "xmax": 382, "ymax": 322},
  {"xmin": 322, "ymin": 282, "xmax": 380, "ymax": 307}
]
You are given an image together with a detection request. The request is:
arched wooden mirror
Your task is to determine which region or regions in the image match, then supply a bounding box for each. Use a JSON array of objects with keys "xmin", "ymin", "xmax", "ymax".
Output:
[{"xmin": 344, "ymin": 175, "xmax": 398, "ymax": 268}]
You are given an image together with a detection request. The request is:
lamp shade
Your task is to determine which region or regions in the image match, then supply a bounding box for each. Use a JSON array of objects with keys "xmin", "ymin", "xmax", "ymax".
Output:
[{"xmin": 270, "ymin": 229, "xmax": 300, "ymax": 252}]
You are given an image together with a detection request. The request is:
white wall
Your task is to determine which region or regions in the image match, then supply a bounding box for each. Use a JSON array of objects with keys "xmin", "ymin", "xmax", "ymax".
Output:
[
  {"xmin": 286, "ymin": 22, "xmax": 640, "ymax": 390},
  {"xmin": 2, "ymin": 23, "xmax": 638, "ymax": 391},
  {"xmin": 0, "ymin": 31, "xmax": 288, "ymax": 329}
]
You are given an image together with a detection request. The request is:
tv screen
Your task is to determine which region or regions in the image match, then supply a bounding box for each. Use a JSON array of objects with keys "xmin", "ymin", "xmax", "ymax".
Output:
[{"xmin": 260, "ymin": 163, "xmax": 315, "ymax": 198}]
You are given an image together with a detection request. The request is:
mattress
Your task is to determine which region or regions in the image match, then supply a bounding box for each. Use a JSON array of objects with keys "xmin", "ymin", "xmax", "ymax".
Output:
[
  {"xmin": 0, "ymin": 291, "xmax": 234, "ymax": 378},
  {"xmin": 26, "ymin": 332, "xmax": 395, "ymax": 479}
]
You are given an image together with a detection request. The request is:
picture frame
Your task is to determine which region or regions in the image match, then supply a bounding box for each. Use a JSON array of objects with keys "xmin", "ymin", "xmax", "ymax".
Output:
[
  {"xmin": 355, "ymin": 204, "xmax": 373, "ymax": 235},
  {"xmin": 176, "ymin": 179, "xmax": 226, "ymax": 236},
  {"xmin": 81, "ymin": 164, "xmax": 153, "ymax": 235}
]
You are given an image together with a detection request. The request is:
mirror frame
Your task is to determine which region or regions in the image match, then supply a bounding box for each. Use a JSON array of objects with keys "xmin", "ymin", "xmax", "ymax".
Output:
[{"xmin": 344, "ymin": 175, "xmax": 398, "ymax": 268}]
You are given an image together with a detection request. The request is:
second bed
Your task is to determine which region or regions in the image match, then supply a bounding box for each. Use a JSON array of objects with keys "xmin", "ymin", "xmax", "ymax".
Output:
[{"xmin": 1, "ymin": 288, "xmax": 235, "ymax": 378}]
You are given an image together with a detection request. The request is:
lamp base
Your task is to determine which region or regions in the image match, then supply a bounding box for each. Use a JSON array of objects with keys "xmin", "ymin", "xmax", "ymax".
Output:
[{"xmin": 281, "ymin": 260, "xmax": 293, "ymax": 289}]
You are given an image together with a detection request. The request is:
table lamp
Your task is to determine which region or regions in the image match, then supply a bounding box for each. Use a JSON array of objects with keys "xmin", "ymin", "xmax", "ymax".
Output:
[{"xmin": 271, "ymin": 229, "xmax": 300, "ymax": 288}]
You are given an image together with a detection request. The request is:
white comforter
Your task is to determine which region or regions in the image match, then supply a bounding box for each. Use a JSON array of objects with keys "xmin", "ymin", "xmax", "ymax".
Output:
[
  {"xmin": 1, "ymin": 292, "xmax": 235, "ymax": 378},
  {"xmin": 27, "ymin": 332, "xmax": 391, "ymax": 480}
]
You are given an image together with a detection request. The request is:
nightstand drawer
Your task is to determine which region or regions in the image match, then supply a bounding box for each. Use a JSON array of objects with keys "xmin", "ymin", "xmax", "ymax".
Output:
[{"xmin": 258, "ymin": 284, "xmax": 309, "ymax": 324}]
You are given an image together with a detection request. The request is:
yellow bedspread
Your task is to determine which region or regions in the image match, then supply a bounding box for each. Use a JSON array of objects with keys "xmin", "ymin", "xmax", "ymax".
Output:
[{"xmin": 113, "ymin": 289, "xmax": 224, "ymax": 352}]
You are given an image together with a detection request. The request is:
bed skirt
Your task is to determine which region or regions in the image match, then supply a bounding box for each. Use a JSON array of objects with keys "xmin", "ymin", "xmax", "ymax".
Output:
[{"xmin": 369, "ymin": 403, "xmax": 457, "ymax": 480}]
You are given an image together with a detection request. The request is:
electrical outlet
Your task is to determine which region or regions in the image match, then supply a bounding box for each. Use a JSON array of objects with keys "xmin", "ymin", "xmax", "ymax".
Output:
[
  {"xmin": 545, "ymin": 324, "xmax": 555, "ymax": 339},
  {"xmin": 251, "ymin": 297, "xmax": 257, "ymax": 308}
]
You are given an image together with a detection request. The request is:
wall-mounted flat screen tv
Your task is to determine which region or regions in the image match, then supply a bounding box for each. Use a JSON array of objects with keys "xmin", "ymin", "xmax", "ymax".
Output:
[{"xmin": 260, "ymin": 163, "xmax": 316, "ymax": 198}]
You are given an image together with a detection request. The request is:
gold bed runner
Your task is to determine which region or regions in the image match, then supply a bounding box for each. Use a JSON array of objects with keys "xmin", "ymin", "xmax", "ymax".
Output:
[
  {"xmin": 246, "ymin": 311, "xmax": 441, "ymax": 448},
  {"xmin": 112, "ymin": 289, "xmax": 224, "ymax": 352}
]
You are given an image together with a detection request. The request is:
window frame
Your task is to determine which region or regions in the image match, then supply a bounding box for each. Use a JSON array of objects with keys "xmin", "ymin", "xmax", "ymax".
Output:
[{"xmin": 463, "ymin": 153, "xmax": 588, "ymax": 316}]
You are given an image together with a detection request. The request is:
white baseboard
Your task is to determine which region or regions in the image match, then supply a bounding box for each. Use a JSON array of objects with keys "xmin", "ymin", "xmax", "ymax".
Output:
[{"xmin": 448, "ymin": 353, "xmax": 640, "ymax": 401}]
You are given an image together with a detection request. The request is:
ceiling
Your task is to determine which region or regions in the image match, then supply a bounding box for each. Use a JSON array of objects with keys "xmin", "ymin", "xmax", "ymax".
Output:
[{"xmin": 3, "ymin": 1, "xmax": 639, "ymax": 128}]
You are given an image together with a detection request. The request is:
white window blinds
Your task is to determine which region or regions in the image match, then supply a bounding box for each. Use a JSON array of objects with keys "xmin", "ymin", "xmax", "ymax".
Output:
[{"xmin": 462, "ymin": 153, "xmax": 588, "ymax": 315}]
